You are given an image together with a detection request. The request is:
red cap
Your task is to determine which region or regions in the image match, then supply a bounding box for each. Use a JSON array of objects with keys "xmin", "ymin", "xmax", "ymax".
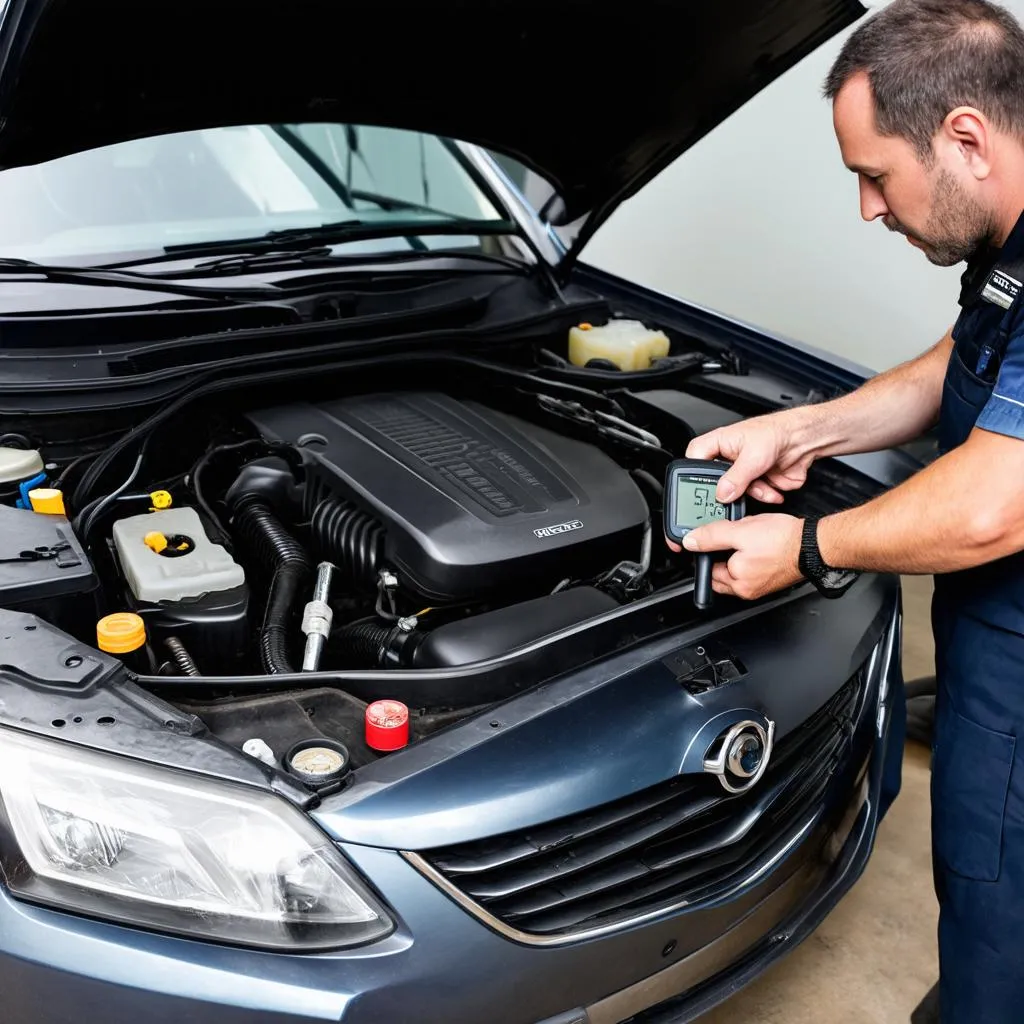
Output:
[{"xmin": 365, "ymin": 699, "xmax": 410, "ymax": 751}]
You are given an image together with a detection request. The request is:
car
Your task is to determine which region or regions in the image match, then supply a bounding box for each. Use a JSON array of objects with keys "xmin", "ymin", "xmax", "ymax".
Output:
[{"xmin": 0, "ymin": 1, "xmax": 924, "ymax": 1022}]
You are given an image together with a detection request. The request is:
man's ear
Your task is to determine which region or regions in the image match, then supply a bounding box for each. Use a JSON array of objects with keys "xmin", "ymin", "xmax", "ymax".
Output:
[{"xmin": 942, "ymin": 106, "xmax": 994, "ymax": 180}]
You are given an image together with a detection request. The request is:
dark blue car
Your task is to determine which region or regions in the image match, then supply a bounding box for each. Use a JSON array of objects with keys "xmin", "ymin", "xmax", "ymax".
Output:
[{"xmin": 0, "ymin": 1, "xmax": 920, "ymax": 1021}]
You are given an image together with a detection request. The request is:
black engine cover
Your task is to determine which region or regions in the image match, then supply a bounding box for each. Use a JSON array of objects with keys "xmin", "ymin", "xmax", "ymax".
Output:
[{"xmin": 245, "ymin": 392, "xmax": 649, "ymax": 601}]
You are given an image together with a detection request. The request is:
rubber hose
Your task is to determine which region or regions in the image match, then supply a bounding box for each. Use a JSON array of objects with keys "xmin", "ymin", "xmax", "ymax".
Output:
[
  {"xmin": 311, "ymin": 498, "xmax": 384, "ymax": 587},
  {"xmin": 232, "ymin": 496, "xmax": 312, "ymax": 674},
  {"xmin": 164, "ymin": 636, "xmax": 200, "ymax": 677},
  {"xmin": 330, "ymin": 622, "xmax": 394, "ymax": 668}
]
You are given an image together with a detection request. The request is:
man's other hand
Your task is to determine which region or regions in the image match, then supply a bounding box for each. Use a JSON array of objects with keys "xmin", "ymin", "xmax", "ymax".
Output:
[
  {"xmin": 686, "ymin": 412, "xmax": 816, "ymax": 504},
  {"xmin": 666, "ymin": 514, "xmax": 804, "ymax": 600}
]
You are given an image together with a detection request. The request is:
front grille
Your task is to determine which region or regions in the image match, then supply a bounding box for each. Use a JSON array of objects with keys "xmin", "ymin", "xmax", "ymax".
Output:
[{"xmin": 418, "ymin": 675, "xmax": 866, "ymax": 938}]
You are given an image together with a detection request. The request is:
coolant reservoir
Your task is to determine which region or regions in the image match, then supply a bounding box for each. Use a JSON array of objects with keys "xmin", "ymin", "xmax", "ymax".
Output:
[
  {"xmin": 112, "ymin": 507, "xmax": 245, "ymax": 603},
  {"xmin": 568, "ymin": 319, "xmax": 670, "ymax": 372},
  {"xmin": 0, "ymin": 446, "xmax": 44, "ymax": 484}
]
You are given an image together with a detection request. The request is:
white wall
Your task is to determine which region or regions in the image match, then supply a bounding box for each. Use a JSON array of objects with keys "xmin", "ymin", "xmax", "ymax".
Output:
[{"xmin": 581, "ymin": 0, "xmax": 1024, "ymax": 374}]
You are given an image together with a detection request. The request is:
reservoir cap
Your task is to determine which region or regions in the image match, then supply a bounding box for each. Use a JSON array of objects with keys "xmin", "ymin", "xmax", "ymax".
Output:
[
  {"xmin": 285, "ymin": 738, "xmax": 351, "ymax": 787},
  {"xmin": 28, "ymin": 488, "xmax": 65, "ymax": 515},
  {"xmin": 365, "ymin": 699, "xmax": 410, "ymax": 751},
  {"xmin": 96, "ymin": 612, "xmax": 147, "ymax": 654}
]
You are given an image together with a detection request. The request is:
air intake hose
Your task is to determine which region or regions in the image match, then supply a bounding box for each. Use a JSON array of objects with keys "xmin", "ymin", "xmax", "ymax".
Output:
[
  {"xmin": 231, "ymin": 496, "xmax": 312, "ymax": 674},
  {"xmin": 311, "ymin": 497, "xmax": 384, "ymax": 589},
  {"xmin": 329, "ymin": 621, "xmax": 423, "ymax": 669}
]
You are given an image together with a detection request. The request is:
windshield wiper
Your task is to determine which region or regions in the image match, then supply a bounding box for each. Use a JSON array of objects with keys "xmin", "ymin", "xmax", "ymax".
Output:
[
  {"xmin": 154, "ymin": 218, "xmax": 522, "ymax": 261},
  {"xmin": 0, "ymin": 258, "xmax": 287, "ymax": 303},
  {"xmin": 185, "ymin": 246, "xmax": 533, "ymax": 276}
]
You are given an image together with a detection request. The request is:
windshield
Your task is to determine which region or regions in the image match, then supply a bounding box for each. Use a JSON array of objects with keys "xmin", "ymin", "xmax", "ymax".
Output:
[{"xmin": 0, "ymin": 123, "xmax": 508, "ymax": 264}]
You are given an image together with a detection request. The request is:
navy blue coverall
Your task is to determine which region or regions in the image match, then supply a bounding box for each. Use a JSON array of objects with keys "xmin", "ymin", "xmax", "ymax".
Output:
[{"xmin": 930, "ymin": 211, "xmax": 1024, "ymax": 1021}]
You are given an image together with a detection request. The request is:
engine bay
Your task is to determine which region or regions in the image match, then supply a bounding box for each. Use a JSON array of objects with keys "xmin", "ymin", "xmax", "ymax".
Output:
[{"xmin": 0, "ymin": 321, "xmax": 886, "ymax": 794}]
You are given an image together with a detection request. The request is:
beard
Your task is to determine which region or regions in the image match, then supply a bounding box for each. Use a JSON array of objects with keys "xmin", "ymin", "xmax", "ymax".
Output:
[{"xmin": 885, "ymin": 169, "xmax": 996, "ymax": 267}]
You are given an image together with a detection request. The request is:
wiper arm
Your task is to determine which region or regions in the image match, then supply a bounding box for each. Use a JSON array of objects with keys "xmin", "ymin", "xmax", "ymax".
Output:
[
  {"xmin": 157, "ymin": 218, "xmax": 521, "ymax": 261},
  {"xmin": 0, "ymin": 257, "xmax": 286, "ymax": 303},
  {"xmin": 186, "ymin": 246, "xmax": 531, "ymax": 276}
]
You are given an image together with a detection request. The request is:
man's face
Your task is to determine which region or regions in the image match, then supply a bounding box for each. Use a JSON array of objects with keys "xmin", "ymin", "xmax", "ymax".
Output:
[{"xmin": 832, "ymin": 72, "xmax": 996, "ymax": 266}]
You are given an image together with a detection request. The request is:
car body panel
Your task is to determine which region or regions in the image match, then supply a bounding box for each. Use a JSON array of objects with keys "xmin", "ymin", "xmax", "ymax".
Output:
[
  {"xmin": 314, "ymin": 574, "xmax": 893, "ymax": 849},
  {"xmin": 0, "ymin": 592, "xmax": 901, "ymax": 1024}
]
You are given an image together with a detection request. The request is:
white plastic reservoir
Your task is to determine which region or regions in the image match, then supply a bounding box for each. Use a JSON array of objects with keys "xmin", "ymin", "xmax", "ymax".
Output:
[{"xmin": 112, "ymin": 507, "xmax": 245, "ymax": 604}]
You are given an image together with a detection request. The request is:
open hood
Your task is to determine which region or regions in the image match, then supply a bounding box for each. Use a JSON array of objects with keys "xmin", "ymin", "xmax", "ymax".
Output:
[{"xmin": 0, "ymin": 0, "xmax": 864, "ymax": 262}]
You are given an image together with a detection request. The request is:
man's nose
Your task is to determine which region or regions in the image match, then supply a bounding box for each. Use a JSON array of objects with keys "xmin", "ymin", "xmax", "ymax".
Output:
[{"xmin": 858, "ymin": 177, "xmax": 888, "ymax": 222}]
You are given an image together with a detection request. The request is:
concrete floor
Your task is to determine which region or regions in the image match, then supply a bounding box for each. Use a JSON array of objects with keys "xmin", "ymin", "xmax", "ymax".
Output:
[{"xmin": 701, "ymin": 576, "xmax": 939, "ymax": 1024}]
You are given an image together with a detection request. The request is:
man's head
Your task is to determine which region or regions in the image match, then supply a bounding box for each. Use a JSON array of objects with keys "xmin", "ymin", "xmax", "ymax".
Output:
[{"xmin": 824, "ymin": 0, "xmax": 1024, "ymax": 266}]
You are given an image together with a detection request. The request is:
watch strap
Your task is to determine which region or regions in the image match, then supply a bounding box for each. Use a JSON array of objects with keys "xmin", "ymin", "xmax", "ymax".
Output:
[
  {"xmin": 798, "ymin": 517, "xmax": 857, "ymax": 598},
  {"xmin": 798, "ymin": 517, "xmax": 824, "ymax": 579}
]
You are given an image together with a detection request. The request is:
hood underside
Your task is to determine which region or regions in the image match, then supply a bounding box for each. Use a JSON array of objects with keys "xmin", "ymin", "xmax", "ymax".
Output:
[{"xmin": 0, "ymin": 0, "xmax": 864, "ymax": 249}]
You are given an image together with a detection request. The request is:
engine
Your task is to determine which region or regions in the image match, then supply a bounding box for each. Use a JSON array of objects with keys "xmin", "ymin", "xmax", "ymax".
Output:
[
  {"xmin": 2, "ymin": 388, "xmax": 672, "ymax": 693},
  {"xmin": 0, "ymin": 373, "xmax": 882, "ymax": 783},
  {"xmin": 244, "ymin": 392, "xmax": 650, "ymax": 603}
]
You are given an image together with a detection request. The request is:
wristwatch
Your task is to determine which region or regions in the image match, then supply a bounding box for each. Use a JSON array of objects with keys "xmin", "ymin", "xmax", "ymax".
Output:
[{"xmin": 798, "ymin": 517, "xmax": 859, "ymax": 598}]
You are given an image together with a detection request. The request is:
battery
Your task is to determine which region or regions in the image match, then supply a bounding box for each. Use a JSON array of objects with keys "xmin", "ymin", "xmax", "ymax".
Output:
[{"xmin": 0, "ymin": 504, "xmax": 99, "ymax": 640}]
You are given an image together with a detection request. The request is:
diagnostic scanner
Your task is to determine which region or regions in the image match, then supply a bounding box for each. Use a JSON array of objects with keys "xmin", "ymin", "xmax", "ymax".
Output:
[{"xmin": 664, "ymin": 458, "xmax": 746, "ymax": 610}]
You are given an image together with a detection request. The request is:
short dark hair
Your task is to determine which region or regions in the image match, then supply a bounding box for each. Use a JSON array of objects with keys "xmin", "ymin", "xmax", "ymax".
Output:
[{"xmin": 824, "ymin": 0, "xmax": 1024, "ymax": 159}]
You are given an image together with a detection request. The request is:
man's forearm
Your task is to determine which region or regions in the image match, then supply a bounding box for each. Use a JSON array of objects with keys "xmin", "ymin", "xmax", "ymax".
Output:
[
  {"xmin": 818, "ymin": 426, "xmax": 1024, "ymax": 575},
  {"xmin": 787, "ymin": 329, "xmax": 952, "ymax": 461}
]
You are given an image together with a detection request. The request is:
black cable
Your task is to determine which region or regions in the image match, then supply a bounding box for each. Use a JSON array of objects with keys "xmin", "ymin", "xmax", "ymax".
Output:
[
  {"xmin": 78, "ymin": 450, "xmax": 146, "ymax": 542},
  {"xmin": 74, "ymin": 427, "xmax": 148, "ymax": 509},
  {"xmin": 164, "ymin": 637, "xmax": 201, "ymax": 677},
  {"xmin": 74, "ymin": 431, "xmax": 155, "ymax": 542},
  {"xmin": 190, "ymin": 438, "xmax": 302, "ymax": 543},
  {"xmin": 53, "ymin": 450, "xmax": 103, "ymax": 492},
  {"xmin": 191, "ymin": 439, "xmax": 267, "ymax": 543}
]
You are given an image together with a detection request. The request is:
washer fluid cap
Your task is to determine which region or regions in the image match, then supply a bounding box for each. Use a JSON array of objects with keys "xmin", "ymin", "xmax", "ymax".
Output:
[
  {"xmin": 285, "ymin": 738, "xmax": 351, "ymax": 786},
  {"xmin": 0, "ymin": 447, "xmax": 44, "ymax": 485},
  {"xmin": 97, "ymin": 612, "xmax": 147, "ymax": 654},
  {"xmin": 365, "ymin": 699, "xmax": 410, "ymax": 751}
]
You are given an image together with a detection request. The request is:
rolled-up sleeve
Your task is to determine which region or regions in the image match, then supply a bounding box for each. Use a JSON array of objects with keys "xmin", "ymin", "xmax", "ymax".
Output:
[{"xmin": 978, "ymin": 326, "xmax": 1024, "ymax": 440}]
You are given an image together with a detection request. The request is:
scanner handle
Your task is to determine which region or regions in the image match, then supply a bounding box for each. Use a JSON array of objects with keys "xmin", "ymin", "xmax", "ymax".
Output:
[{"xmin": 694, "ymin": 553, "xmax": 713, "ymax": 610}]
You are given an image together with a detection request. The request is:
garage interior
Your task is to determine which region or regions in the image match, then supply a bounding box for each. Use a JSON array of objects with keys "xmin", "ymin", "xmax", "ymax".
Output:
[{"xmin": 703, "ymin": 575, "xmax": 937, "ymax": 1024}]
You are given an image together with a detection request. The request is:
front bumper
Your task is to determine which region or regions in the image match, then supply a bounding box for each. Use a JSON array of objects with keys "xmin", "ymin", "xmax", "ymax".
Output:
[{"xmin": 0, "ymin": 601, "xmax": 903, "ymax": 1024}]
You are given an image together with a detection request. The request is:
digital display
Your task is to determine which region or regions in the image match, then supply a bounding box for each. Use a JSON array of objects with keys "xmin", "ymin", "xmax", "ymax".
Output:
[{"xmin": 674, "ymin": 477, "xmax": 728, "ymax": 529}]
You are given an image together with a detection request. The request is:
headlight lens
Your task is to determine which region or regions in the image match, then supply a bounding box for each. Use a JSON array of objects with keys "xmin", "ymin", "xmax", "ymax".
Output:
[{"xmin": 0, "ymin": 727, "xmax": 393, "ymax": 950}]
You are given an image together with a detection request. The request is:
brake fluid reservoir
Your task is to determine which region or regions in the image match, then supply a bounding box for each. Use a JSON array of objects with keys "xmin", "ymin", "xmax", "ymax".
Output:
[
  {"xmin": 112, "ymin": 507, "xmax": 245, "ymax": 603},
  {"xmin": 568, "ymin": 319, "xmax": 670, "ymax": 371}
]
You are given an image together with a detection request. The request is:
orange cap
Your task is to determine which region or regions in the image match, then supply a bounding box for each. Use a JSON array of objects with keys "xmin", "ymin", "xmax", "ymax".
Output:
[{"xmin": 96, "ymin": 612, "xmax": 147, "ymax": 654}]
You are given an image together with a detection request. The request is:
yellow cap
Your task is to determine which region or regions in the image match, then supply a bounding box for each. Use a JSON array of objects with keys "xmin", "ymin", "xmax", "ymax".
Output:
[
  {"xmin": 144, "ymin": 531, "xmax": 168, "ymax": 554},
  {"xmin": 578, "ymin": 322, "xmax": 593, "ymax": 331},
  {"xmin": 149, "ymin": 490, "xmax": 172, "ymax": 510},
  {"xmin": 96, "ymin": 612, "xmax": 147, "ymax": 654},
  {"xmin": 28, "ymin": 488, "xmax": 65, "ymax": 515}
]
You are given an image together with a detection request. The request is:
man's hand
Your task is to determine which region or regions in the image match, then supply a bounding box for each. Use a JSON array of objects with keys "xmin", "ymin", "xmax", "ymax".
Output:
[
  {"xmin": 686, "ymin": 411, "xmax": 818, "ymax": 505},
  {"xmin": 669, "ymin": 514, "xmax": 804, "ymax": 600}
]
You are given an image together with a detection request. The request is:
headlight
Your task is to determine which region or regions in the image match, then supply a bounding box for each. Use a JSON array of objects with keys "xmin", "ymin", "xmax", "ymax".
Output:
[{"xmin": 0, "ymin": 727, "xmax": 393, "ymax": 950}]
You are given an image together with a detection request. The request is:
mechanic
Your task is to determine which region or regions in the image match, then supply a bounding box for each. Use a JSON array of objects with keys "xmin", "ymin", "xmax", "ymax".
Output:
[{"xmin": 665, "ymin": 1, "xmax": 1024, "ymax": 1021}]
